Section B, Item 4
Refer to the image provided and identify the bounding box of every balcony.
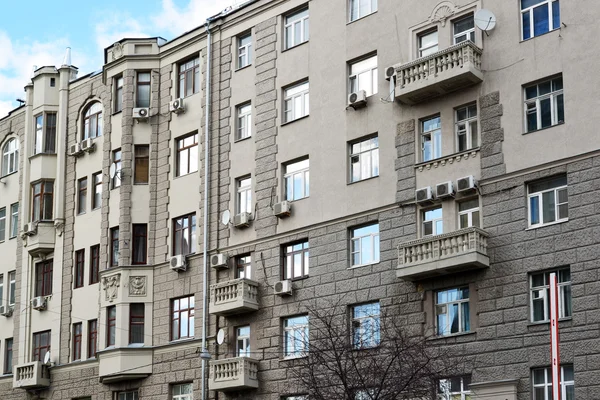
[396,227,489,281]
[209,357,259,392]
[13,361,50,389]
[209,279,259,316]
[394,41,483,105]
[24,221,56,256]
[97,347,153,383]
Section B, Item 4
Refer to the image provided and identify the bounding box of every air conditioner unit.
[32,296,47,311]
[436,181,455,199]
[170,98,185,114]
[68,142,82,156]
[415,187,434,204]
[0,305,13,317]
[133,107,150,121]
[274,201,291,218]
[457,176,477,193]
[274,280,293,296]
[80,138,95,153]
[233,212,251,228]
[23,223,37,236]
[210,253,228,269]
[385,66,396,80]
[348,90,367,109]
[169,255,187,272]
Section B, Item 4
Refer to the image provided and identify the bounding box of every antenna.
[109,162,121,182]
[216,329,226,345]
[43,351,52,366]
[474,9,497,34]
[221,210,231,226]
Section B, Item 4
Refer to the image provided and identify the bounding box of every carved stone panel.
[129,276,147,296]
[102,274,121,302]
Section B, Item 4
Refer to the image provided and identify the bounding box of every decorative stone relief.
[417,150,479,172]
[429,1,459,27]
[102,273,121,302]
[112,42,124,60]
[129,276,147,296]
[54,219,65,236]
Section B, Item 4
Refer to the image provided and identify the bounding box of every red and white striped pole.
[549,272,561,400]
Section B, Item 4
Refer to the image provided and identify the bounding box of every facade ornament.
[429,1,458,27]
[54,219,65,236]
[102,273,121,302]
[129,276,147,296]
[112,42,124,60]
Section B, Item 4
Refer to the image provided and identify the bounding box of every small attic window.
[50,78,56,87]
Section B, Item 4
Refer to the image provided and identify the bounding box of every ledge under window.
[415,148,479,172]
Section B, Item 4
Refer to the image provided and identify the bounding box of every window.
[350,136,379,183]
[236,325,250,357]
[284,158,309,201]
[236,176,252,214]
[9,203,18,238]
[438,375,471,400]
[134,145,149,184]
[283,81,309,123]
[285,8,309,49]
[50,78,55,87]
[92,172,102,209]
[88,320,97,358]
[436,287,470,336]
[8,271,16,306]
[453,15,475,44]
[528,175,568,227]
[118,391,139,400]
[32,180,54,221]
[32,331,51,362]
[171,295,195,340]
[34,112,57,154]
[530,268,571,322]
[421,116,441,162]
[283,241,309,280]
[107,306,116,347]
[532,365,574,400]
[456,104,478,152]
[418,29,438,57]
[172,383,193,400]
[4,338,12,374]
[114,76,123,112]
[173,213,196,256]
[136,72,151,108]
[0,275,3,309]
[178,57,200,97]
[350,223,380,267]
[77,177,87,214]
[521,0,560,40]
[73,323,82,361]
[74,249,85,289]
[349,55,378,97]
[0,208,4,241]
[176,133,199,177]
[236,255,252,279]
[129,303,145,344]
[110,227,119,267]
[423,207,443,236]
[283,397,308,400]
[458,199,480,229]
[35,260,53,297]
[236,103,252,140]
[524,76,564,132]
[349,0,377,22]
[283,315,309,358]
[351,302,380,349]
[1,138,18,176]
[132,224,148,265]
[83,103,103,140]
[90,245,100,284]
[237,33,252,69]
[111,149,121,189]
[355,389,376,400]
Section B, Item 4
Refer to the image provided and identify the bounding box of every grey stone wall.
[479,91,506,180]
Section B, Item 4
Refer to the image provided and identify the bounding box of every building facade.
[0,0,599,398]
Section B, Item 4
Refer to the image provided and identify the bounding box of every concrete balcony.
[97,347,153,383]
[24,221,56,256]
[209,279,259,317]
[13,361,50,389]
[397,227,489,281]
[394,41,483,105]
[209,357,259,392]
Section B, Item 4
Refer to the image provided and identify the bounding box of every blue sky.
[0,0,239,117]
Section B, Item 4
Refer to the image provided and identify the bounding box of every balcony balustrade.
[209,279,259,316]
[209,357,259,392]
[13,361,50,389]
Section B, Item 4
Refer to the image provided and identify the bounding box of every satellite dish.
[216,328,226,345]
[109,163,117,179]
[221,210,231,226]
[43,351,52,366]
[474,9,497,32]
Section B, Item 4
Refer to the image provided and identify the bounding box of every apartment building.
[0,0,598,398]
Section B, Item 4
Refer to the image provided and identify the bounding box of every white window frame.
[521,0,560,41]
[438,376,472,400]
[8,271,15,306]
[283,241,310,280]
[9,203,18,239]
[236,102,252,140]
[421,116,442,162]
[0,275,3,309]
[458,199,480,229]
[284,158,309,201]
[236,325,251,357]
[2,138,19,176]
[118,391,139,400]
[532,365,574,400]
[236,255,251,279]
[527,176,568,228]
[0,207,5,242]
[285,8,309,49]
[418,29,438,57]
[436,287,470,336]
[237,176,252,214]
[349,55,378,97]
[348,0,378,22]
[422,207,443,237]
[237,33,252,69]
[530,268,571,323]
[350,223,380,267]
[283,81,309,123]
[283,396,308,400]
[349,136,379,183]
[455,104,478,152]
[524,76,564,133]
[172,383,193,400]
[283,315,309,359]
[453,14,475,44]
[351,302,380,349]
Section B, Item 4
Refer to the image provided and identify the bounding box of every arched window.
[83,103,103,140]
[2,138,19,176]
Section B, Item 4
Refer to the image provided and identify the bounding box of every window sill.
[235,64,252,73]
[29,152,57,160]
[281,114,309,127]
[282,40,309,53]
[169,337,196,344]
[527,318,572,328]
[346,11,378,25]
[133,182,149,186]
[112,110,123,116]
[520,27,561,43]
[174,171,199,180]
[348,175,379,185]
[348,261,379,270]
[0,170,18,179]
[415,148,480,172]
[428,331,476,341]
[77,212,86,216]
[526,219,568,230]
[281,354,308,361]
[288,275,309,282]
[523,121,565,136]
[234,135,252,144]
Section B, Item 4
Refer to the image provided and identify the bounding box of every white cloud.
[151,0,238,37]
[94,11,149,53]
